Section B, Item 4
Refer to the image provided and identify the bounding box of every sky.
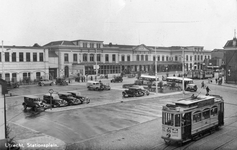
[0,0,237,50]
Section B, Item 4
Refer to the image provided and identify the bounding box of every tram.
[187,70,214,79]
[161,94,224,145]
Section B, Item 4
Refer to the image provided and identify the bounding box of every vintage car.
[111,76,123,83]
[131,85,150,96]
[7,81,20,89]
[38,79,54,86]
[87,81,111,91]
[122,87,145,98]
[22,95,46,111]
[67,91,90,104]
[43,93,68,107]
[58,92,81,105]
[186,84,198,92]
[55,78,68,86]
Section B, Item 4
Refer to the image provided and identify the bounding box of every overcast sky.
[0,0,237,50]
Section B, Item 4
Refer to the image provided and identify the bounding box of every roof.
[224,37,237,48]
[44,40,75,47]
[174,95,214,106]
[71,39,103,42]
[24,95,40,99]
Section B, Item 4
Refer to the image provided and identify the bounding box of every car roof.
[58,92,72,95]
[24,95,40,99]
[43,93,58,96]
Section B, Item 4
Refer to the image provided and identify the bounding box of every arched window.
[127,55,130,61]
[141,55,144,61]
[121,55,125,61]
[64,66,69,78]
[90,54,94,61]
[193,111,202,123]
[83,54,87,62]
[145,55,148,61]
[203,108,210,119]
[137,55,140,61]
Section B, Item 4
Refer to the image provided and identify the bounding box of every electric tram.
[161,94,224,145]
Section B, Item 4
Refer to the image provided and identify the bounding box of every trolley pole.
[155,47,158,94]
[182,47,185,96]
[95,48,98,81]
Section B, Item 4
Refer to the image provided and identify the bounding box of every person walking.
[201,81,205,88]
[215,78,218,84]
[206,86,210,96]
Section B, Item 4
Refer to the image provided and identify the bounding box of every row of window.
[64,53,211,63]
[193,106,218,123]
[0,52,44,62]
[162,106,218,127]
[0,72,41,82]
[82,43,101,48]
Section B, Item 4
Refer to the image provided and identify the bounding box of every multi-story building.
[0,39,212,81]
[223,37,237,84]
[44,40,211,78]
[0,44,49,82]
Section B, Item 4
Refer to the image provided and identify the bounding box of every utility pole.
[155,47,158,94]
[95,48,98,81]
[182,47,185,96]
[1,41,4,80]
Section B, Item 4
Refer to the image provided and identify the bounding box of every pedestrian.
[215,78,218,84]
[206,86,210,96]
[201,81,205,88]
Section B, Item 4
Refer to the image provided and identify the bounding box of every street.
[6,77,237,150]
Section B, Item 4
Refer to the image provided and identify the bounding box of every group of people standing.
[75,76,86,82]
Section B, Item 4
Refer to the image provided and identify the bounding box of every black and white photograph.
[0,0,237,150]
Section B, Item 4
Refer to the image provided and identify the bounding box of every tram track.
[151,119,237,150]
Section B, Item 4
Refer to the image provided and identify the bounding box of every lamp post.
[181,47,185,96]
[155,47,158,94]
[95,49,98,81]
[49,89,54,110]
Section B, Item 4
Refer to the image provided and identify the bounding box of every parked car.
[55,78,68,86]
[186,84,198,92]
[131,85,150,96]
[111,76,123,83]
[58,92,81,105]
[122,87,145,98]
[67,91,90,104]
[22,95,46,111]
[7,81,20,89]
[87,81,111,91]
[38,79,54,86]
[43,93,68,107]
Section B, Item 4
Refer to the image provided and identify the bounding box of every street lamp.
[49,89,54,110]
[155,47,158,94]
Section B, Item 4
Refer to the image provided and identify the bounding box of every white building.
[0,45,49,82]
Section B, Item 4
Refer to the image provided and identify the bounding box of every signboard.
[93,65,100,69]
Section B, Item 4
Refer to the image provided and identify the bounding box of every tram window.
[175,114,181,127]
[193,111,201,123]
[164,113,174,126]
[202,108,210,119]
[211,106,218,116]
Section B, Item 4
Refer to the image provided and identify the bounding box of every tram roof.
[175,95,215,106]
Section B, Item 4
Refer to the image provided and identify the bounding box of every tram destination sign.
[197,98,214,108]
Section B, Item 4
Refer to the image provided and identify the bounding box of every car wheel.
[95,87,99,91]
[23,103,27,110]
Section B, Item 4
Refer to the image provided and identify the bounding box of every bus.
[187,70,214,79]
[134,74,159,85]
[166,77,195,90]
[161,94,224,145]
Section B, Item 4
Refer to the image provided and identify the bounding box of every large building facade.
[0,39,212,81]
[44,40,212,79]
